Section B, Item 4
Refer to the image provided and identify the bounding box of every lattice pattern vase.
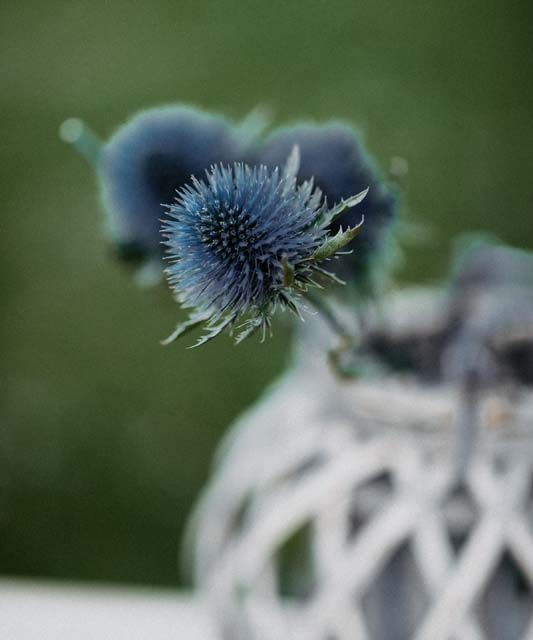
[189,289,533,640]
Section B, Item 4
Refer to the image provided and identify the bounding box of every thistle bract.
[256,123,397,288]
[162,150,366,346]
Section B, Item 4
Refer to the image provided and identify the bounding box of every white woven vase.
[189,290,533,640]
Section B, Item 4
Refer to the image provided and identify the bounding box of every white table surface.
[0,578,218,639]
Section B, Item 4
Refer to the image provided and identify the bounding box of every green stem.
[304,290,364,379]
[304,289,354,340]
[59,118,103,169]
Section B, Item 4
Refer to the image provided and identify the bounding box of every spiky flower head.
[162,148,366,347]
[256,122,397,290]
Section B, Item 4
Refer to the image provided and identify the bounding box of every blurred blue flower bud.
[100,106,247,259]
[162,148,366,346]
[61,106,253,283]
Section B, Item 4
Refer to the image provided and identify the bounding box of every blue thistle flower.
[255,122,398,291]
[162,149,366,346]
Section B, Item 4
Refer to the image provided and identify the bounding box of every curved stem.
[304,289,355,340]
[59,118,103,169]
[304,290,363,379]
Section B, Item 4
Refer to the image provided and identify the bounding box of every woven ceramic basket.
[189,289,533,640]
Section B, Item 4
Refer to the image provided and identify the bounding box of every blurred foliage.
[1,0,532,586]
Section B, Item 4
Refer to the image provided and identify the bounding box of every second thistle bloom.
[162,150,366,346]
[256,123,398,292]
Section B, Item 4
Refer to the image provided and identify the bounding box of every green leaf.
[308,217,365,262]
[160,312,210,346]
[234,317,264,344]
[281,256,295,287]
[190,314,236,348]
[282,145,301,185]
[315,187,368,228]
[236,104,273,147]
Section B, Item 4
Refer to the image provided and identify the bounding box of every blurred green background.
[1,0,532,586]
